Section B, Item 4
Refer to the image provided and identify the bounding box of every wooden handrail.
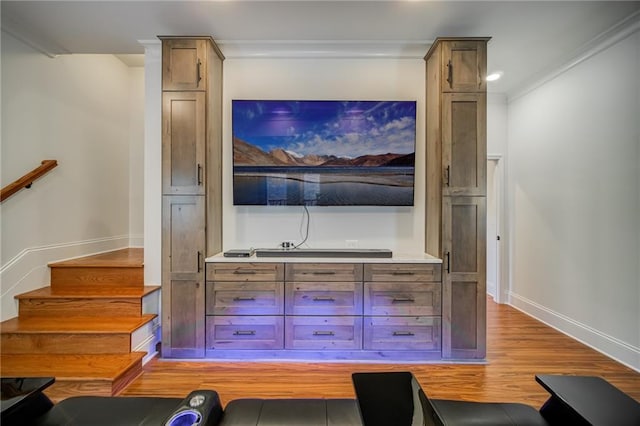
[1,160,58,202]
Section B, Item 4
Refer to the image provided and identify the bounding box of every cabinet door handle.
[197,251,202,273]
[445,252,450,274]
[392,271,414,276]
[445,165,450,187]
[446,60,453,88]
[233,270,257,275]
[393,331,415,337]
[313,296,335,302]
[392,297,415,303]
[233,296,256,302]
[313,331,335,336]
[197,163,203,185]
[196,59,202,86]
[312,271,336,275]
[233,330,256,336]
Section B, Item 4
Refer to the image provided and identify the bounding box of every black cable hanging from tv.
[293,205,310,249]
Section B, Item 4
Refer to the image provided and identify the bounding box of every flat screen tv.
[232,100,416,206]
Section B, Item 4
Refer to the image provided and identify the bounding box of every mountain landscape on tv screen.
[234,137,415,168]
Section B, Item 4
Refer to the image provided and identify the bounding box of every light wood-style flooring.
[122,297,640,409]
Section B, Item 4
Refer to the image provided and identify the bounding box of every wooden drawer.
[364,282,441,316]
[285,316,362,350]
[285,263,363,282]
[206,262,284,282]
[285,282,362,316]
[364,263,441,282]
[363,316,441,351]
[206,281,283,315]
[206,316,283,350]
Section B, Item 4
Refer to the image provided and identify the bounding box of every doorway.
[487,156,503,303]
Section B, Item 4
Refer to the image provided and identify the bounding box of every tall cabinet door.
[441,40,487,93]
[442,93,486,197]
[162,195,206,357]
[162,92,206,195]
[162,39,208,91]
[441,196,486,359]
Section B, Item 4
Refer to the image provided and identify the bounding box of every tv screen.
[232,100,416,206]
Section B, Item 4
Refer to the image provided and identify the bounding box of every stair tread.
[0,353,145,380]
[16,285,160,299]
[1,314,156,334]
[48,248,143,269]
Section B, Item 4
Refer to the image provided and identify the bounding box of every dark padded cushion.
[428,399,550,426]
[31,396,183,426]
[219,398,362,426]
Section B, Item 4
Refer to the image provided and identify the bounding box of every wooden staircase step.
[49,248,144,290]
[0,314,157,333]
[15,286,160,317]
[0,315,156,354]
[0,353,146,401]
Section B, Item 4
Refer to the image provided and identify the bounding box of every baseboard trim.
[508,291,640,373]
[0,236,131,321]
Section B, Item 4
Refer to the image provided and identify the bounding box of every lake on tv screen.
[233,166,414,206]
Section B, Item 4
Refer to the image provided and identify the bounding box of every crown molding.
[217,40,432,59]
[1,15,70,58]
[508,10,640,102]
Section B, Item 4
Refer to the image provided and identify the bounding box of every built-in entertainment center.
[160,36,488,361]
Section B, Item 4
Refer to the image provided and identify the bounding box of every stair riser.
[46,380,114,403]
[1,333,131,354]
[43,360,143,401]
[50,267,143,290]
[19,298,142,317]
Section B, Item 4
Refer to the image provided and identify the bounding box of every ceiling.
[2,1,639,96]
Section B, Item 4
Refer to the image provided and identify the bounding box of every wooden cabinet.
[442,93,486,197]
[161,37,224,358]
[284,263,363,350]
[162,92,206,195]
[205,259,441,360]
[442,197,486,358]
[162,39,208,91]
[425,37,489,360]
[363,264,442,352]
[206,262,285,351]
[167,280,205,357]
[161,196,205,357]
[440,39,487,93]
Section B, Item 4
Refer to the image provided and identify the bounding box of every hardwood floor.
[121,297,640,408]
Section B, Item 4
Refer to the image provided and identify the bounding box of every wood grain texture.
[48,248,143,268]
[122,298,640,409]
[1,332,131,354]
[17,292,145,317]
[0,353,144,402]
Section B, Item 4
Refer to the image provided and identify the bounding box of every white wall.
[0,33,143,320]
[222,58,426,254]
[128,66,145,246]
[507,31,640,370]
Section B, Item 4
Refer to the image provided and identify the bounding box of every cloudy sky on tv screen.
[232,100,416,158]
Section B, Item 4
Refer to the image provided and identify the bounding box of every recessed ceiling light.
[486,71,504,82]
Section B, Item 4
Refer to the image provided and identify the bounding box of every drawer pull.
[392,297,415,303]
[313,331,335,336]
[233,296,256,302]
[311,271,336,275]
[233,270,257,275]
[233,330,256,336]
[392,271,414,276]
[392,331,415,337]
[313,296,335,302]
